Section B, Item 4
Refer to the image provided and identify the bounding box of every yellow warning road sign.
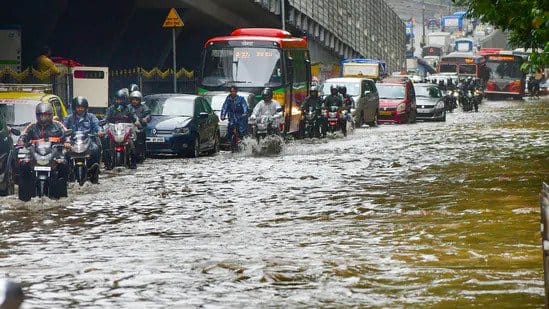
[162,8,184,28]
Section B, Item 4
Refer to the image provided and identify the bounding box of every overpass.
[2,0,406,82]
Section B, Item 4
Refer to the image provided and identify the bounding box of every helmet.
[129,91,143,104]
[310,85,319,97]
[36,102,54,125]
[339,85,347,95]
[114,88,128,105]
[71,96,89,114]
[262,87,273,101]
[330,85,338,95]
[129,83,139,92]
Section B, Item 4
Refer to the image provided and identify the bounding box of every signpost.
[162,8,184,92]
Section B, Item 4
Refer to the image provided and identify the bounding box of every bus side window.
[286,53,294,83]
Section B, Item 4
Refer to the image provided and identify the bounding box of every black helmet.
[262,87,273,101]
[339,85,347,95]
[114,88,128,105]
[129,90,143,104]
[36,102,54,125]
[71,96,89,113]
[330,85,338,95]
[310,85,319,96]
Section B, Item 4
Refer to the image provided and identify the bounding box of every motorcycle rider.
[18,102,70,148]
[339,85,354,132]
[251,87,283,133]
[17,102,71,197]
[301,85,327,137]
[220,86,249,147]
[129,90,150,163]
[63,96,103,180]
[104,89,141,169]
[324,85,345,135]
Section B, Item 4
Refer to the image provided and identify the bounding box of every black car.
[144,94,220,157]
[0,104,15,196]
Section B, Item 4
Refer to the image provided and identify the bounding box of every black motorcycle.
[16,137,69,201]
[444,89,458,112]
[303,105,324,138]
[67,131,99,186]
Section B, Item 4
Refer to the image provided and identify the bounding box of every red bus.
[483,52,525,99]
[438,52,489,82]
[198,28,311,134]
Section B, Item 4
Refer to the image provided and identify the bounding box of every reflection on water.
[0,99,547,307]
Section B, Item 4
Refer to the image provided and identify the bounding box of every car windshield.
[415,86,441,98]
[0,102,37,126]
[201,46,282,88]
[377,85,405,99]
[321,82,361,96]
[145,97,195,116]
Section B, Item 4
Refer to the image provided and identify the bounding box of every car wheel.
[0,166,15,196]
[188,136,200,158]
[368,110,378,127]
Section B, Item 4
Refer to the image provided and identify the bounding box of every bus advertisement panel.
[198,28,310,134]
[484,54,525,99]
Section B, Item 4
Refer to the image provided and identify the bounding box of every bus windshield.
[439,64,457,73]
[201,46,282,88]
[486,60,522,80]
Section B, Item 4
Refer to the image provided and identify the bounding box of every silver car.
[202,91,256,148]
[414,83,446,122]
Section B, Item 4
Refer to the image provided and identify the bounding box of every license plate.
[147,137,165,143]
[417,108,430,113]
[34,166,51,172]
[379,110,392,116]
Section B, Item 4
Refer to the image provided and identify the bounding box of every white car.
[201,91,256,148]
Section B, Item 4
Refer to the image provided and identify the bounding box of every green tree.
[454,0,548,71]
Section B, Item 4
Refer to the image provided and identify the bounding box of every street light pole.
[421,0,426,48]
[281,0,285,30]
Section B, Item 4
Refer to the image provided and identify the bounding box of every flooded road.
[1,98,548,307]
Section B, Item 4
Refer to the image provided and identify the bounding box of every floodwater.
[1,98,548,308]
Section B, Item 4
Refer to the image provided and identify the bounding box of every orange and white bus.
[198,28,311,134]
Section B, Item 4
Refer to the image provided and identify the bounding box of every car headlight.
[453,91,459,97]
[173,127,190,135]
[435,101,445,109]
[396,103,406,112]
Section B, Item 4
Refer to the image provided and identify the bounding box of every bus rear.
[484,53,525,99]
[198,28,310,134]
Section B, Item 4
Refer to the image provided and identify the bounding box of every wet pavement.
[1,98,548,307]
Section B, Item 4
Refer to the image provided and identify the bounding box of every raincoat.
[221,94,249,140]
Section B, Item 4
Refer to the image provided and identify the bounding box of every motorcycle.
[16,137,69,201]
[249,114,282,155]
[67,131,99,186]
[459,88,474,112]
[303,105,323,138]
[104,123,137,169]
[326,105,341,134]
[444,90,458,112]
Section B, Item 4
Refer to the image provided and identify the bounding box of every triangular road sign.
[163,8,184,28]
